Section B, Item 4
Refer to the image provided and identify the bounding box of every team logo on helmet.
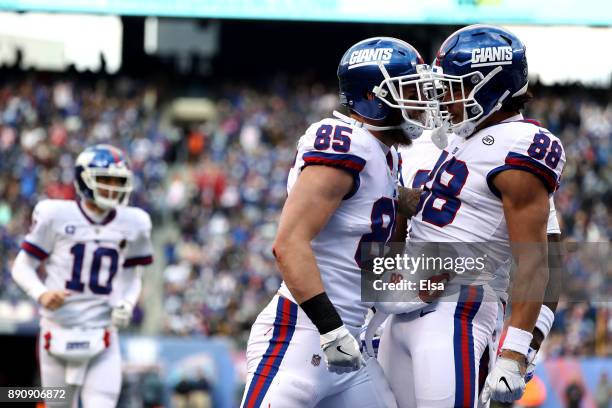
[346,48,394,69]
[471,46,513,67]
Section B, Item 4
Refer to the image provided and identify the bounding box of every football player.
[376,25,566,407]
[240,37,440,408]
[396,131,564,403]
[11,145,153,408]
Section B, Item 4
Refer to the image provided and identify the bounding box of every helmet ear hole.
[363,90,377,101]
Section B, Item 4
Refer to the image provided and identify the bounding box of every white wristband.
[534,305,554,339]
[502,326,533,356]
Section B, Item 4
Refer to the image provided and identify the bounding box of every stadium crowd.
[0,71,609,355]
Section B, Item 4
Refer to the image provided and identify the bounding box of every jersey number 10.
[66,243,119,294]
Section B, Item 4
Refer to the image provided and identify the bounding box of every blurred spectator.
[565,378,585,408]
[0,71,609,355]
[596,372,611,408]
[515,375,547,408]
[140,368,165,408]
[172,370,212,408]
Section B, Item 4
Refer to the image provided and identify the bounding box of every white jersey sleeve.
[290,119,370,199]
[21,200,56,261]
[122,209,154,268]
[487,127,565,197]
[12,251,48,301]
[547,197,561,235]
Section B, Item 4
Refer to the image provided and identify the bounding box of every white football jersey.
[399,131,457,190]
[408,115,565,293]
[21,199,153,328]
[278,117,399,328]
[400,131,560,233]
[399,131,457,237]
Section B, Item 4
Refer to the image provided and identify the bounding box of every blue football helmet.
[75,144,133,209]
[337,37,440,139]
[433,25,528,137]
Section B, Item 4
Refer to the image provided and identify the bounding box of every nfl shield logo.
[311,354,321,367]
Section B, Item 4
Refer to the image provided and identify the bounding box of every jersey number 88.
[527,131,562,169]
[419,153,469,228]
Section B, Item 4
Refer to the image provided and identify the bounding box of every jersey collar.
[76,199,117,225]
[374,136,391,155]
[468,113,525,140]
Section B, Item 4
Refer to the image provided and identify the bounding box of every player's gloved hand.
[524,346,538,383]
[111,300,134,329]
[39,290,71,310]
[320,325,364,374]
[480,353,527,404]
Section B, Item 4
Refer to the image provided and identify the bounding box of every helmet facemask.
[432,65,511,138]
[372,62,441,140]
[80,167,133,210]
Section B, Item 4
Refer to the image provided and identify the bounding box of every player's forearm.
[273,237,326,304]
[397,186,422,218]
[274,238,345,334]
[497,170,551,355]
[531,233,562,350]
[390,214,407,255]
[544,234,562,313]
[11,251,48,302]
[508,246,548,332]
[117,267,143,307]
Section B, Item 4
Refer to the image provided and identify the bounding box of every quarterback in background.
[11,145,153,408]
[377,25,565,407]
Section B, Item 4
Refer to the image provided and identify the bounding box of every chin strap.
[452,121,477,139]
[431,119,451,149]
